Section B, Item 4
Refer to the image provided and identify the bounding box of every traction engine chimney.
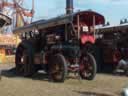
[66,0,73,14]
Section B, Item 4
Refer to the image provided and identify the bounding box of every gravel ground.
[0,64,127,96]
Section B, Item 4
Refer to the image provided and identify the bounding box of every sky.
[24,0,128,25]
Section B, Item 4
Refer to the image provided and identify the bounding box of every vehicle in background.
[95,24,128,73]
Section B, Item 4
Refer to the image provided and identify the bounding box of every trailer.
[13,0,105,82]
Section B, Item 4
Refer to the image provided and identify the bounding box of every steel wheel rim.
[80,55,94,78]
[51,63,64,80]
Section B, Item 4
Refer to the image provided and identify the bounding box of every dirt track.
[0,64,127,96]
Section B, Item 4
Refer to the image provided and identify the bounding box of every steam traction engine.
[95,24,128,72]
[13,0,105,82]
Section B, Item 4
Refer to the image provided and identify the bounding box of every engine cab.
[73,10,105,44]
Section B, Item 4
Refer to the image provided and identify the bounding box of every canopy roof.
[13,10,105,34]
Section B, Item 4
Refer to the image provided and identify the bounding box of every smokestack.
[66,0,73,14]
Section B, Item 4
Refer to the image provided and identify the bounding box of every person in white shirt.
[115,48,128,75]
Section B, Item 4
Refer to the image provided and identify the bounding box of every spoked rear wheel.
[49,54,67,82]
[15,44,26,76]
[79,52,97,80]
[15,42,35,76]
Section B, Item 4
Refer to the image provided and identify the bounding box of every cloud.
[89,0,128,5]
[75,0,128,5]
[32,0,128,22]
[111,0,128,5]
